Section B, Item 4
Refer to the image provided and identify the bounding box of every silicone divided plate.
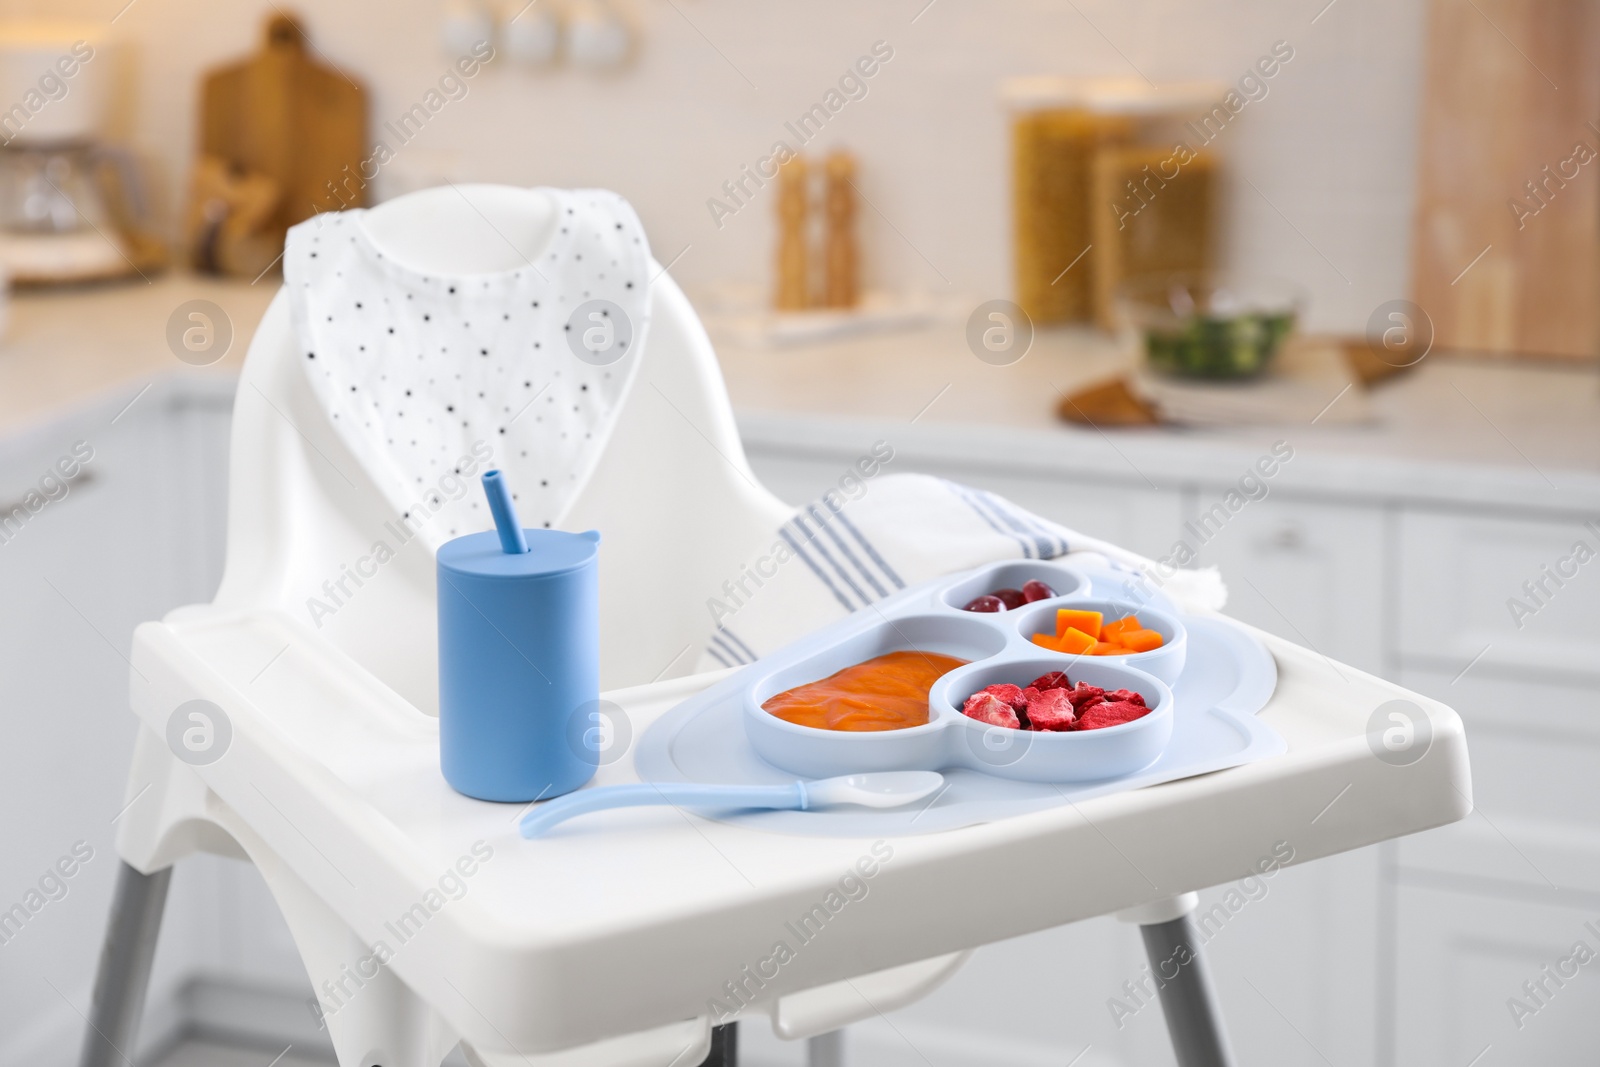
[743,561,1184,783]
[633,560,1286,836]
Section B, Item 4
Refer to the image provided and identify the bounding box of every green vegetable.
[1143,310,1294,380]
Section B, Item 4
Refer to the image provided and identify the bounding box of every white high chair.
[81,186,1473,1067]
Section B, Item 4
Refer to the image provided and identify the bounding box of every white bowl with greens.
[1121,275,1304,380]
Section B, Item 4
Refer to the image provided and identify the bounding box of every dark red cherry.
[1021,579,1057,603]
[992,587,1027,610]
[963,594,1006,612]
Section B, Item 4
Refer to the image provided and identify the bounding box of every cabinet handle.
[0,470,97,518]
[1269,525,1304,551]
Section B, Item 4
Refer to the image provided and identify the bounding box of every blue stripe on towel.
[976,490,1052,558]
[791,511,871,606]
[709,630,750,666]
[779,526,857,611]
[945,481,1033,557]
[1012,501,1072,558]
[806,502,889,600]
[720,626,759,662]
[822,495,905,590]
[705,643,733,668]
[984,490,1064,558]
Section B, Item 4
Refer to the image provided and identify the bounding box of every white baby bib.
[285,187,652,546]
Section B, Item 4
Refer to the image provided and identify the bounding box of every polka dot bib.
[285,188,652,546]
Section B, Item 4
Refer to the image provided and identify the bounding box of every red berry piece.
[1028,671,1072,691]
[962,691,1021,729]
[1066,682,1106,709]
[1025,687,1077,731]
[1021,579,1057,603]
[992,587,1028,610]
[963,594,1006,613]
[1106,688,1147,708]
[1077,700,1151,730]
[983,683,1029,711]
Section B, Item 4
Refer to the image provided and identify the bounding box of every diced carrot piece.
[1055,608,1103,641]
[1030,632,1063,651]
[1119,628,1165,653]
[1091,641,1125,655]
[1054,627,1097,655]
[1101,615,1142,640]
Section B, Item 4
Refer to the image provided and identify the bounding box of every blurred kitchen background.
[2,1,1597,1066]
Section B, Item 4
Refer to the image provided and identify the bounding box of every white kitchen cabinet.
[0,379,258,1067]
[1192,495,1387,675]
[0,383,228,1064]
[1397,508,1600,679]
[1394,883,1600,1066]
[1395,665,1600,895]
[1389,509,1600,1066]
[1204,846,1383,1067]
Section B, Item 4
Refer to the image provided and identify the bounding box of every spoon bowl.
[804,771,945,809]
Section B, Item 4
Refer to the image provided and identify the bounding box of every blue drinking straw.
[481,470,529,554]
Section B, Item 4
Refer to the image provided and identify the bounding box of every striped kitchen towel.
[700,473,1225,670]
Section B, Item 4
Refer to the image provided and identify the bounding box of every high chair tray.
[126,602,1469,1056]
[636,562,1285,834]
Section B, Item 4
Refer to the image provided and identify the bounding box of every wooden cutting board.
[190,13,366,273]
[1411,0,1600,359]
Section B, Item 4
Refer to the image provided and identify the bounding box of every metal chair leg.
[698,1022,737,1066]
[1140,913,1238,1067]
[806,1029,844,1067]
[77,862,172,1067]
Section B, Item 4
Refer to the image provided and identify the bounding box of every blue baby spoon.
[519,771,945,837]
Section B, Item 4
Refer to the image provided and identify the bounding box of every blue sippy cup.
[437,470,600,802]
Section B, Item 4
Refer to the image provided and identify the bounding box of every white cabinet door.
[0,389,199,1058]
[1397,509,1600,679]
[1395,666,1600,896]
[1203,847,1383,1067]
[0,382,247,1064]
[1395,883,1600,1066]
[1193,496,1387,674]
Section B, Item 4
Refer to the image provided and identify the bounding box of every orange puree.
[762,650,967,731]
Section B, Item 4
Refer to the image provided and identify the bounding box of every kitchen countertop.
[712,315,1600,514]
[2,274,1597,513]
[0,274,277,436]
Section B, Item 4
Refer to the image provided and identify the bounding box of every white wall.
[13,0,1426,331]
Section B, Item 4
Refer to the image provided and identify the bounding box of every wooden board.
[1412,0,1600,359]
[189,13,367,274]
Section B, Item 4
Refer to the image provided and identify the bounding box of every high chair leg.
[1138,910,1237,1067]
[806,1029,844,1067]
[77,862,172,1067]
[698,1022,736,1066]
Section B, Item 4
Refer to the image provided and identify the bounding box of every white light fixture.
[565,0,632,70]
[500,0,562,67]
[440,0,495,57]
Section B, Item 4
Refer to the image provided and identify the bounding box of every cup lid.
[438,528,600,579]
